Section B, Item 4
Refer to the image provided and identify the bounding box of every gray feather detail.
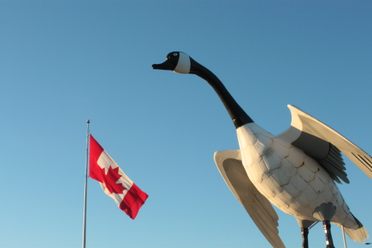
[317,145,349,184]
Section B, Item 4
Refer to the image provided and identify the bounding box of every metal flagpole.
[82,120,90,248]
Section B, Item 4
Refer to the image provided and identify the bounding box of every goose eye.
[172,52,178,57]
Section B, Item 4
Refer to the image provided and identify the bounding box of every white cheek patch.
[175,52,191,74]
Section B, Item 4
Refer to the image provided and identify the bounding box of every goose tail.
[343,215,368,243]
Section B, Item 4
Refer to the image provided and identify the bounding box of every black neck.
[190,59,253,128]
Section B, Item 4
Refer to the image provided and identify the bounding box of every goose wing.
[278,104,372,183]
[214,150,285,248]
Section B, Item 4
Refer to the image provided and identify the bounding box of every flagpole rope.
[82,120,90,248]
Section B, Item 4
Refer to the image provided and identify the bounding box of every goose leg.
[313,202,336,248]
[301,227,309,248]
[298,219,315,248]
[323,220,335,248]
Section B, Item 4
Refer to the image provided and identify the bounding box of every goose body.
[153,51,371,247]
[236,122,356,227]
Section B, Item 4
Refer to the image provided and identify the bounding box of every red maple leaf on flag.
[98,166,125,194]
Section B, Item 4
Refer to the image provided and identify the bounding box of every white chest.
[236,123,275,173]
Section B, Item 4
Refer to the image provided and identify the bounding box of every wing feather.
[214,150,285,248]
[278,105,372,181]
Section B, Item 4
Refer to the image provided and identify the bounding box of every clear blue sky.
[1,1,371,247]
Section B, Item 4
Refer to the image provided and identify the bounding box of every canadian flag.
[89,135,148,219]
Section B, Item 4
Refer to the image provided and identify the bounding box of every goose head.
[152,51,192,74]
[153,51,254,128]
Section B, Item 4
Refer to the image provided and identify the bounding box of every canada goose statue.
[152,51,371,248]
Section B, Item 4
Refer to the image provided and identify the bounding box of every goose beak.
[152,62,167,70]
[152,58,176,71]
